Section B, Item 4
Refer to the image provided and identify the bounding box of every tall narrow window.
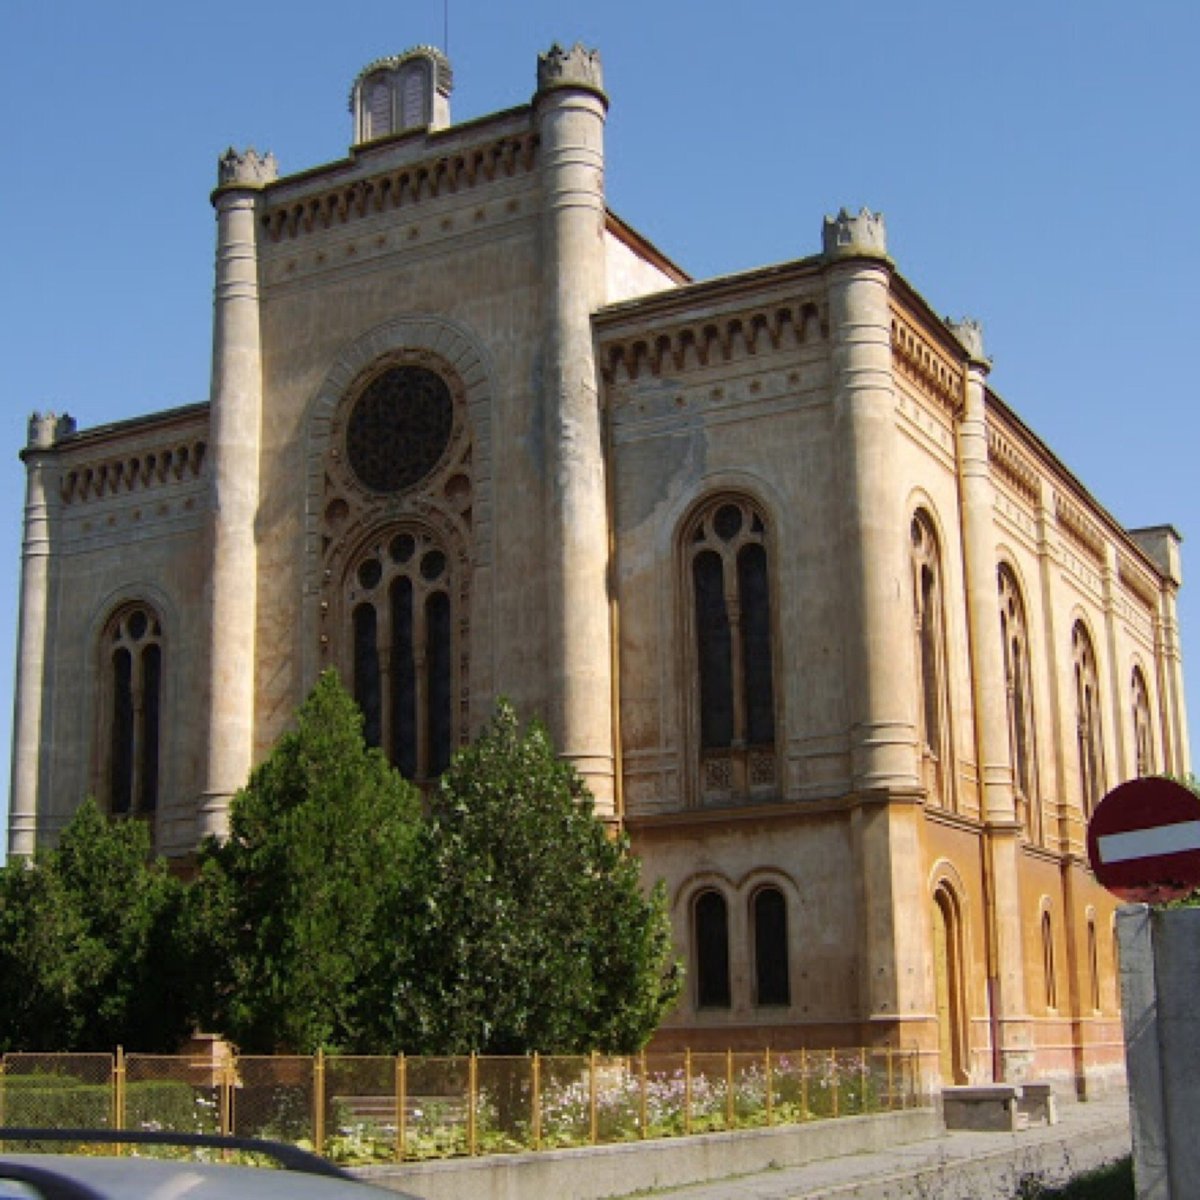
[1041,910,1058,1010]
[695,890,731,1008]
[911,513,950,803]
[348,529,456,782]
[102,605,163,819]
[1087,918,1101,1011]
[998,567,1039,840]
[687,497,776,803]
[1131,667,1155,777]
[1072,622,1106,816]
[753,887,790,1006]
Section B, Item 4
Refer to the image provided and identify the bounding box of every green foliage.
[386,700,681,1055]
[193,670,421,1054]
[0,800,189,1052]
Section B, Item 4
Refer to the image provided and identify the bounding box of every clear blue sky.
[2,1,1197,854]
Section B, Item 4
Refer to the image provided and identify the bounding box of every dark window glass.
[110,648,133,815]
[739,543,775,746]
[390,579,416,778]
[353,603,381,749]
[427,591,452,775]
[695,890,731,1008]
[694,551,733,749]
[754,888,790,1006]
[141,644,161,813]
[920,565,941,750]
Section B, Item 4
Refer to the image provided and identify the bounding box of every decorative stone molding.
[216,147,278,189]
[822,207,888,259]
[601,300,825,382]
[1119,554,1159,611]
[26,411,76,450]
[262,132,538,242]
[60,440,207,504]
[1054,490,1106,565]
[946,317,989,367]
[891,310,964,415]
[986,424,1040,505]
[536,43,605,97]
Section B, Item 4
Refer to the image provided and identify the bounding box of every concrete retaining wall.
[357,1108,939,1200]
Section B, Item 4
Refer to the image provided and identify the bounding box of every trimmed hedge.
[0,1075,214,1134]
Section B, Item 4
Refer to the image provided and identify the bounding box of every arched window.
[347,529,455,782]
[694,890,732,1009]
[1087,917,1101,1011]
[687,497,776,802]
[998,566,1039,840]
[911,512,950,802]
[101,604,163,819]
[1131,667,1155,777]
[1072,622,1106,816]
[1041,910,1058,1010]
[753,887,790,1006]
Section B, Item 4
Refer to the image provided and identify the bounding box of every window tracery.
[685,496,777,804]
[1131,666,1154,777]
[911,512,950,804]
[1072,621,1105,816]
[998,566,1039,840]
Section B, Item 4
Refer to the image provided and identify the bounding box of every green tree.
[0,799,188,1052]
[390,700,681,1054]
[194,670,421,1053]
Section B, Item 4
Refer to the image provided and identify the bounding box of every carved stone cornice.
[1054,489,1106,565]
[986,423,1040,505]
[600,299,825,383]
[1119,554,1159,611]
[262,131,539,242]
[891,308,964,415]
[60,439,207,504]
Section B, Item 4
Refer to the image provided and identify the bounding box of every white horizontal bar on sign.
[1097,821,1200,865]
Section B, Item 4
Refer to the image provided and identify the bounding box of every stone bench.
[942,1083,1059,1132]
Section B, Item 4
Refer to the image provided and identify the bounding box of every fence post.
[683,1049,692,1136]
[395,1054,406,1163]
[639,1051,648,1139]
[860,1047,868,1113]
[725,1049,734,1130]
[113,1047,126,1152]
[588,1051,598,1146]
[886,1046,894,1110]
[313,1050,325,1159]
[0,1056,6,1153]
[830,1050,839,1118]
[531,1053,542,1152]
[468,1053,478,1156]
[764,1048,773,1126]
[800,1046,808,1120]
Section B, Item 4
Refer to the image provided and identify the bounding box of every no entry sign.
[1087,777,1200,903]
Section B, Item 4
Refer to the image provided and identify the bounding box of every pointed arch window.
[998,566,1039,840]
[753,887,790,1007]
[347,529,456,782]
[694,890,732,1009]
[911,512,950,802]
[101,605,163,819]
[687,497,777,803]
[1131,667,1155,777]
[1072,622,1106,816]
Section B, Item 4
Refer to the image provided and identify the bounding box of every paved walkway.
[638,1091,1131,1199]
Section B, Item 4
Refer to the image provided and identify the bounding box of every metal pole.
[313,1050,325,1159]
[638,1051,648,1139]
[532,1054,542,1151]
[468,1053,478,1156]
[831,1050,839,1118]
[683,1049,692,1136]
[114,1047,126,1153]
[801,1046,808,1120]
[396,1055,406,1163]
[764,1048,773,1126]
[860,1047,869,1113]
[589,1051,598,1146]
[725,1049,734,1130]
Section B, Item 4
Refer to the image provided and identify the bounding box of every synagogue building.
[9,44,1189,1091]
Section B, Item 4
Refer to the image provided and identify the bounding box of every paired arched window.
[911,512,950,801]
[101,604,162,819]
[1131,667,1155,777]
[347,528,455,782]
[1072,622,1106,816]
[752,887,790,1007]
[687,497,776,802]
[694,890,731,1008]
[998,566,1039,839]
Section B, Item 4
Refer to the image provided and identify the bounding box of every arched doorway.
[933,885,968,1084]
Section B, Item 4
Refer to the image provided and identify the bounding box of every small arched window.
[687,497,776,803]
[694,890,731,1009]
[101,604,163,819]
[1131,667,1155,777]
[1041,910,1058,1010]
[911,512,950,802]
[998,566,1039,839]
[1087,917,1101,1011]
[1072,622,1106,816]
[753,887,790,1007]
[348,528,455,781]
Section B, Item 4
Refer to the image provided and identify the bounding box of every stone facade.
[9,45,1190,1093]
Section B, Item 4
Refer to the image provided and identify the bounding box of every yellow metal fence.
[0,1047,925,1165]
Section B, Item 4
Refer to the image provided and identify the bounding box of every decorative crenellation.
[217,147,278,189]
[60,440,207,504]
[1119,554,1160,611]
[536,43,605,96]
[1053,489,1106,565]
[986,424,1040,505]
[26,411,76,450]
[601,300,825,383]
[261,132,538,242]
[822,207,888,258]
[891,310,964,415]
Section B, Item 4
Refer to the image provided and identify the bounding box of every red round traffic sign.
[1087,777,1200,903]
